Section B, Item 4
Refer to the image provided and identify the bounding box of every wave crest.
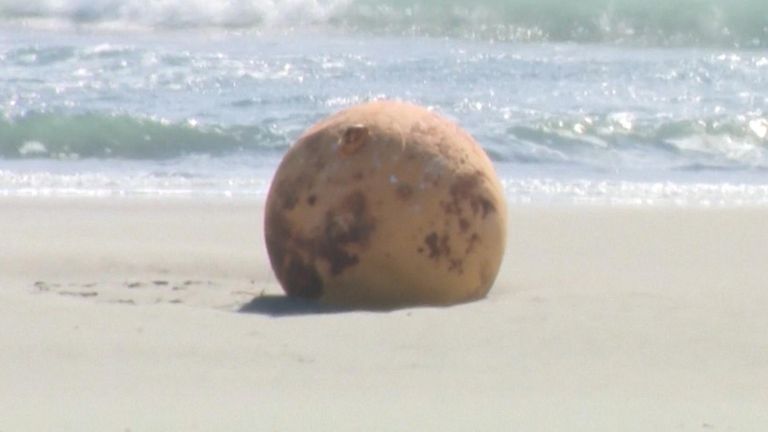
[495,115,768,171]
[0,113,288,159]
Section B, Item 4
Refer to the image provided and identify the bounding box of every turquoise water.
[1,0,767,204]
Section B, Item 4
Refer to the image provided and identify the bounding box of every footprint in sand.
[30,279,264,311]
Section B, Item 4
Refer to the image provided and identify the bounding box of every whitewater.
[1,0,767,204]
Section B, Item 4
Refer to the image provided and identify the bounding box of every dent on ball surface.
[264,100,507,309]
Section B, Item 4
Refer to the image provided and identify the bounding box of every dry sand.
[2,197,768,431]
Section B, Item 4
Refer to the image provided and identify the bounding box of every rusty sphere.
[264,100,506,308]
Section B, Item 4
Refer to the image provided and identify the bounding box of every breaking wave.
[2,111,766,176]
[0,0,766,46]
[0,112,288,159]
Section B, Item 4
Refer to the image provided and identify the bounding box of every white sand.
[2,197,768,431]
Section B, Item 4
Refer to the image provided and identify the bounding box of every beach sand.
[2,197,768,430]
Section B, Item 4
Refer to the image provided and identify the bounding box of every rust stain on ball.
[318,190,376,275]
[338,125,369,157]
[395,183,414,201]
[446,171,497,219]
[264,100,507,309]
[282,256,324,299]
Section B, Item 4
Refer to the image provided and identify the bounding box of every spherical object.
[264,100,507,309]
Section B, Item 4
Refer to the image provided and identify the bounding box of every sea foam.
[1,0,766,46]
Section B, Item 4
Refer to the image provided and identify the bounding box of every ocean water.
[1,0,767,204]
